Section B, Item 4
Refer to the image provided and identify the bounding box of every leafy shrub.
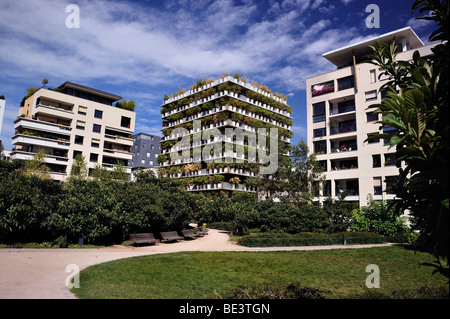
[351,196,411,238]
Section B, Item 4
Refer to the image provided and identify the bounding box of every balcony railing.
[330,123,357,135]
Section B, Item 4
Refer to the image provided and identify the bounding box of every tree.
[41,77,48,88]
[287,139,324,206]
[22,149,51,179]
[70,154,88,179]
[365,0,449,278]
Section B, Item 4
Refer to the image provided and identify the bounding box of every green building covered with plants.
[157,74,293,197]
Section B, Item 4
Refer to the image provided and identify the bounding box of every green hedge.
[237,232,390,247]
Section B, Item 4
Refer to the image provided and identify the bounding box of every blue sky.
[0,0,438,149]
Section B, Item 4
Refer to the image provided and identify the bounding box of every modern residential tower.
[12,81,136,180]
[306,27,438,207]
[158,74,293,195]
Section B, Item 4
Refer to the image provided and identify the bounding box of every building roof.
[323,27,424,67]
[56,81,122,102]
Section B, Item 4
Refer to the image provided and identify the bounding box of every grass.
[72,246,449,299]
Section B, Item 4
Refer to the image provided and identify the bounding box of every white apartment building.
[12,81,135,180]
[306,27,437,207]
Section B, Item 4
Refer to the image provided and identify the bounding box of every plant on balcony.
[184,163,201,174]
[115,99,135,111]
[230,177,241,185]
[157,154,168,164]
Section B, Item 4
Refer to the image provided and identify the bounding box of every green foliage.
[366,0,449,277]
[115,99,136,111]
[350,196,410,237]
[0,160,193,245]
[22,149,51,179]
[70,154,88,179]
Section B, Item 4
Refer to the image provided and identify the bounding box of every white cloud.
[0,0,380,144]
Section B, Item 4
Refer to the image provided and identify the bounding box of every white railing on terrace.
[162,89,291,119]
[163,102,291,131]
[164,76,287,106]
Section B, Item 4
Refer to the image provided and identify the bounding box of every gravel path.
[0,229,395,299]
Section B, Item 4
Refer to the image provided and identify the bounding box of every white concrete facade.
[306,27,437,207]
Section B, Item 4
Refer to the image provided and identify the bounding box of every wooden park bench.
[181,229,198,239]
[160,231,183,242]
[194,227,207,237]
[129,233,158,245]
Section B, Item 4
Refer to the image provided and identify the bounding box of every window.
[312,102,326,123]
[313,128,326,138]
[384,153,397,166]
[319,160,327,172]
[149,160,153,166]
[74,135,84,145]
[373,177,382,195]
[365,90,377,101]
[91,138,100,148]
[370,70,376,84]
[93,124,101,133]
[151,145,154,150]
[337,75,354,91]
[94,109,103,119]
[76,120,85,130]
[337,100,355,114]
[147,152,150,158]
[366,112,378,122]
[385,175,399,194]
[313,140,327,154]
[378,68,389,81]
[383,125,398,145]
[90,153,98,163]
[73,150,82,159]
[121,116,131,128]
[78,106,87,115]
[372,154,381,167]
[141,159,145,164]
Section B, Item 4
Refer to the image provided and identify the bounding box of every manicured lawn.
[73,246,448,299]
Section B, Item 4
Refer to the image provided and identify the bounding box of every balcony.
[11,149,69,166]
[103,142,132,159]
[331,158,358,171]
[12,134,70,151]
[187,182,257,192]
[35,100,74,119]
[335,179,359,201]
[14,117,72,136]
[330,119,356,135]
[104,128,133,146]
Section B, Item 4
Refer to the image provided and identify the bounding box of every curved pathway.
[0,229,395,299]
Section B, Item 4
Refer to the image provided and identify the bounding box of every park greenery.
[0,147,413,247]
[366,0,449,278]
